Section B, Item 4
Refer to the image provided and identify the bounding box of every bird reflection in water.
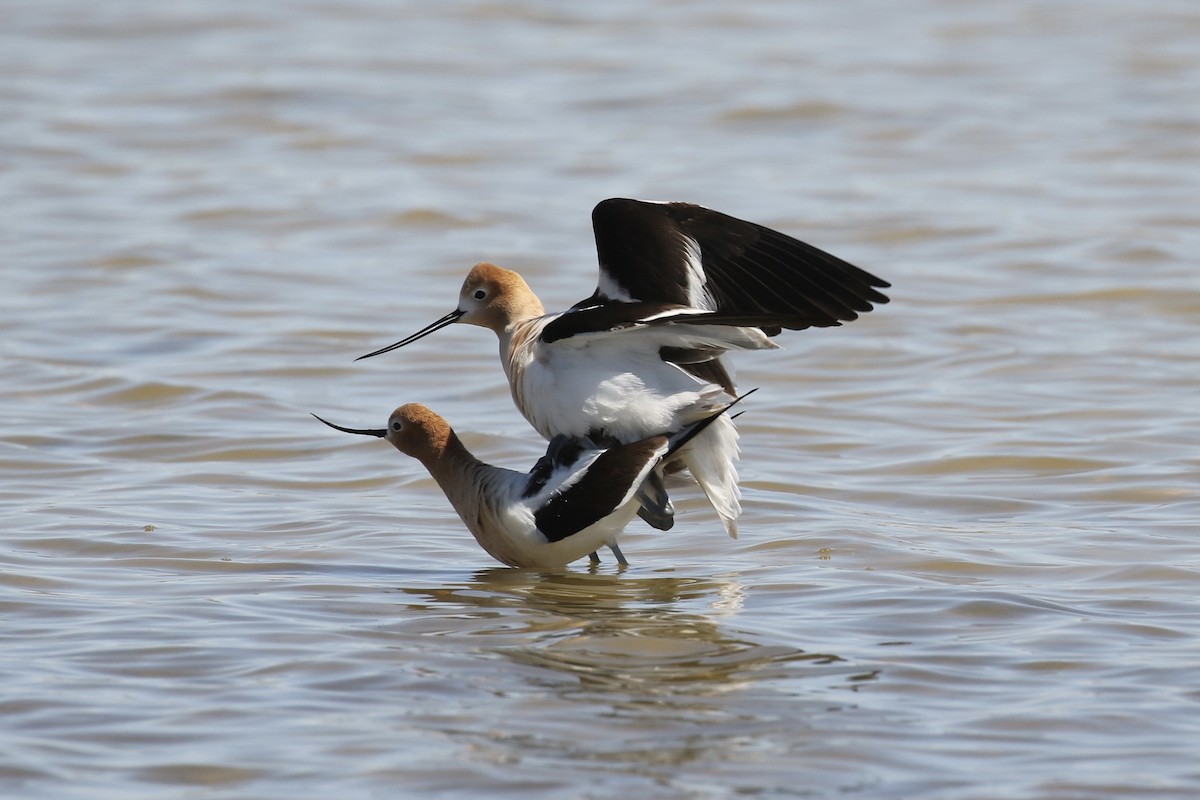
[398,569,870,698]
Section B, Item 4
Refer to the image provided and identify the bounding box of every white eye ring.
[473,289,486,300]
[391,421,402,432]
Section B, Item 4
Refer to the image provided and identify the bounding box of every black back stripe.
[541,302,698,343]
[532,389,757,543]
[534,439,666,542]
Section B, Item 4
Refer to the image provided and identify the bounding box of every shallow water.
[3,1,1199,798]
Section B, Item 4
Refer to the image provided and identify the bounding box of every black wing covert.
[534,439,665,542]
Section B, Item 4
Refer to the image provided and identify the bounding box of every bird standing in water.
[313,391,753,569]
[357,199,889,536]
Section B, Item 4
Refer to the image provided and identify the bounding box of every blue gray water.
[2,1,1199,798]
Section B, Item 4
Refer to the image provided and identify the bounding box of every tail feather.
[676,413,742,538]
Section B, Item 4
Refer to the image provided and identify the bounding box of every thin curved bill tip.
[729,386,758,409]
[311,413,386,438]
[355,309,465,361]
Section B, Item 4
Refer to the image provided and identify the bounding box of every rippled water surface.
[3,1,1199,798]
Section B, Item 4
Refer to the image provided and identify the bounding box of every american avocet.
[313,390,754,569]
[357,199,889,537]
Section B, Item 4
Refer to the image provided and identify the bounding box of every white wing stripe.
[679,233,715,311]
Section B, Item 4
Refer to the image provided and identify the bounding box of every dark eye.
[473,289,486,300]
[391,421,402,432]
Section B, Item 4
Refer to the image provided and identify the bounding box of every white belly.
[499,313,775,443]
[511,336,714,442]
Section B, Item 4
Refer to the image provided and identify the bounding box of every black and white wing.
[583,198,890,334]
[532,439,668,543]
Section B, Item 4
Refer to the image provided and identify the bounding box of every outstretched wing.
[584,198,890,333]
